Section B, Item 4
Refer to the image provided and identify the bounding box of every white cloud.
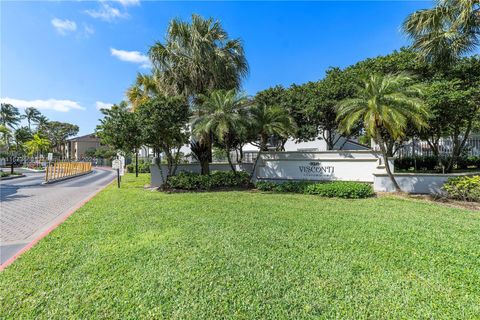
[110,48,151,68]
[85,3,126,21]
[83,24,95,37]
[114,0,140,6]
[0,98,85,112]
[96,101,113,110]
[51,18,77,35]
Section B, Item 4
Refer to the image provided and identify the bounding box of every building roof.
[67,133,99,142]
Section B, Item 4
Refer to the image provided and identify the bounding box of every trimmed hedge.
[256,181,374,199]
[442,175,480,202]
[166,171,252,191]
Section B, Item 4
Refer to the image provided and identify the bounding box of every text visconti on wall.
[254,151,392,183]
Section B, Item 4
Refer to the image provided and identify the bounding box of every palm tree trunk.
[376,132,401,192]
[226,148,236,174]
[250,150,261,180]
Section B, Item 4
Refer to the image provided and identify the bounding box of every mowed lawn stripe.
[1,174,479,319]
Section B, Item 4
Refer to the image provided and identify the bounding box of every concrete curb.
[0,174,26,181]
[0,173,115,271]
[42,170,93,184]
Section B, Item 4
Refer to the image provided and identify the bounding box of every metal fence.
[391,137,480,158]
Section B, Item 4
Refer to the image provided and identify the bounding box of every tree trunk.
[327,130,334,150]
[376,132,401,192]
[239,146,244,163]
[135,148,139,177]
[172,146,181,176]
[226,148,236,174]
[260,133,269,152]
[250,149,262,180]
[154,156,165,185]
[201,160,210,175]
[446,119,474,173]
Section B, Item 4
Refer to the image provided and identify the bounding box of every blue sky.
[1,1,431,136]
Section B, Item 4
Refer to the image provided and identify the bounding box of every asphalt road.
[0,168,115,265]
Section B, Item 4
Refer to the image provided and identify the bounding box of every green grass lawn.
[1,174,479,319]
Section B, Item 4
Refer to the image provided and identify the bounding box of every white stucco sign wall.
[255,151,391,183]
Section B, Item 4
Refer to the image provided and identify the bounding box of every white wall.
[373,173,477,194]
[254,150,391,183]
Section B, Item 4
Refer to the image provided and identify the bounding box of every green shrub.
[442,175,480,202]
[166,171,252,191]
[304,181,374,198]
[255,181,312,193]
[126,162,150,173]
[456,156,480,169]
[275,181,312,193]
[255,181,277,191]
[255,180,374,198]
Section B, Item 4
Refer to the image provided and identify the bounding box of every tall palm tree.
[24,107,41,131]
[0,103,22,129]
[336,73,428,192]
[149,15,249,174]
[35,115,49,133]
[0,124,12,151]
[0,103,22,151]
[192,89,248,173]
[149,14,248,98]
[249,103,296,178]
[126,73,162,110]
[250,104,296,152]
[403,0,480,67]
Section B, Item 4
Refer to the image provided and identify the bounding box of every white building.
[138,131,370,162]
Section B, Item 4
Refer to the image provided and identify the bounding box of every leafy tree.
[300,68,359,149]
[39,121,79,158]
[24,107,42,131]
[13,126,33,155]
[84,147,97,158]
[192,89,248,173]
[336,74,428,192]
[96,102,143,176]
[403,0,480,67]
[347,47,432,78]
[421,79,480,172]
[94,146,118,160]
[136,95,190,180]
[24,134,51,157]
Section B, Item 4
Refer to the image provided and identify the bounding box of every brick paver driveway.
[0,168,115,264]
